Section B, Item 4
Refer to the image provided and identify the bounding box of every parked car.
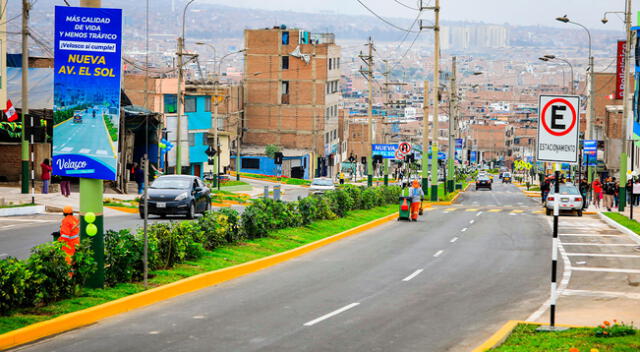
[475,175,492,190]
[502,172,512,183]
[545,183,583,217]
[139,175,211,219]
[310,177,335,194]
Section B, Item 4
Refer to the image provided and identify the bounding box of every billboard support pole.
[79,0,104,288]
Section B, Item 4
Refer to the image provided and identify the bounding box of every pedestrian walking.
[59,176,71,197]
[40,159,52,194]
[626,179,633,206]
[409,180,425,222]
[541,177,551,204]
[579,179,589,210]
[592,178,602,208]
[633,179,640,206]
[339,172,345,185]
[134,163,145,195]
[603,177,616,211]
[613,177,619,208]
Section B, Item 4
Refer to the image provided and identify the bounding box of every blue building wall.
[231,155,311,179]
[185,95,211,178]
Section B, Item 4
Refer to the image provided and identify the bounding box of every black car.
[476,175,492,190]
[139,175,211,219]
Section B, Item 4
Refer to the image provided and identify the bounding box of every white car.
[310,177,335,194]
[545,183,584,217]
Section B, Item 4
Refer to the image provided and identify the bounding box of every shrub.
[361,188,378,209]
[286,201,303,227]
[217,208,242,242]
[171,221,205,261]
[594,320,636,337]
[298,196,318,225]
[104,229,144,285]
[343,185,364,210]
[70,241,97,292]
[24,242,74,306]
[198,211,231,249]
[149,222,194,268]
[241,199,272,239]
[315,195,336,220]
[0,257,28,315]
[329,189,353,217]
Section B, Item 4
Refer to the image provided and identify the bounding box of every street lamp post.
[601,3,633,210]
[556,15,594,192]
[539,56,574,94]
[175,0,196,175]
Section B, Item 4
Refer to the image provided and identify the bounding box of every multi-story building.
[242,25,341,178]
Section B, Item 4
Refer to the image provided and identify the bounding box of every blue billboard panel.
[372,144,398,159]
[583,140,597,155]
[455,138,463,162]
[52,6,123,181]
[470,151,477,164]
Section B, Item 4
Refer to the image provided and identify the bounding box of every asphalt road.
[11,182,555,352]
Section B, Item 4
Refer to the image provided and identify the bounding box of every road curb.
[471,320,586,351]
[597,212,640,245]
[0,211,398,351]
[105,206,138,213]
[0,205,45,217]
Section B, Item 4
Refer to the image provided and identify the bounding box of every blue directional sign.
[372,144,398,159]
[583,140,597,155]
[52,6,123,181]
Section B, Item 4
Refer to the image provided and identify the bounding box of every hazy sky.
[201,0,637,30]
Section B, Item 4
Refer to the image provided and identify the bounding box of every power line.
[393,0,419,10]
[354,0,420,33]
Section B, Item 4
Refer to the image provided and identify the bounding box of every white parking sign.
[536,95,580,163]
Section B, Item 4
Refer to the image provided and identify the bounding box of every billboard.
[616,40,626,100]
[52,6,123,181]
[455,138,463,162]
[372,144,399,159]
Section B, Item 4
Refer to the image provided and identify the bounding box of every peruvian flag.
[4,99,17,122]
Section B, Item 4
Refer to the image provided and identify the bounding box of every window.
[204,96,211,112]
[188,133,196,147]
[282,31,289,45]
[329,58,333,70]
[281,81,289,95]
[164,95,177,113]
[242,158,260,169]
[282,56,289,70]
[337,58,340,69]
[184,96,197,113]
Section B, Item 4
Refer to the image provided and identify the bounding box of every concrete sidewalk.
[0,186,138,217]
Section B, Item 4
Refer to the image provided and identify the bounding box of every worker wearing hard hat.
[410,180,425,221]
[59,205,80,264]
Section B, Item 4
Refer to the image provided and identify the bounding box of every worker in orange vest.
[410,180,425,221]
[59,205,80,264]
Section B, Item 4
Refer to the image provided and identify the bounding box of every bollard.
[274,185,281,201]
[263,185,269,199]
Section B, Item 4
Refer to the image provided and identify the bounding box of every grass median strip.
[603,212,640,234]
[0,204,397,335]
[490,323,640,351]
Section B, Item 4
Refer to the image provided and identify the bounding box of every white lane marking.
[402,269,424,282]
[509,213,517,216]
[1,224,16,229]
[148,331,160,335]
[565,252,640,258]
[434,250,444,258]
[469,220,475,224]
[96,149,108,155]
[450,237,458,243]
[560,243,638,247]
[476,211,483,216]
[79,148,91,154]
[0,218,52,223]
[304,303,360,327]
[192,315,205,319]
[559,233,623,238]
[461,228,468,232]
[571,267,640,274]
[559,289,640,300]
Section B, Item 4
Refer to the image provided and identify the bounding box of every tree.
[265,144,281,159]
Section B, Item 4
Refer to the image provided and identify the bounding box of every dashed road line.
[304,303,360,327]
[433,250,444,258]
[488,209,501,213]
[402,269,423,282]
[450,237,458,243]
[461,228,468,232]
[79,148,91,154]
[511,210,524,214]
[465,208,479,212]
[476,211,483,216]
[469,220,475,224]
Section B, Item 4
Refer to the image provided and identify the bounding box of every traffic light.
[274,152,284,165]
[361,156,367,165]
[348,154,356,163]
[373,155,383,165]
[405,153,415,163]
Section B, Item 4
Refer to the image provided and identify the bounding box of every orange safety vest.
[60,215,80,239]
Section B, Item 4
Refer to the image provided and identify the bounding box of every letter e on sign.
[536,95,580,163]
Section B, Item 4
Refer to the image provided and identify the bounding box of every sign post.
[53,5,123,288]
[536,94,579,331]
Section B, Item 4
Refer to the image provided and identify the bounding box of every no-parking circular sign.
[536,95,580,163]
[398,142,412,155]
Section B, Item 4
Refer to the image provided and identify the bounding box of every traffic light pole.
[447,56,457,193]
[421,80,429,195]
[20,0,29,194]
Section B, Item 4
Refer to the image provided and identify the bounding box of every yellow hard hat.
[63,205,73,214]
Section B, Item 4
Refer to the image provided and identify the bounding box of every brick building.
[243,26,341,177]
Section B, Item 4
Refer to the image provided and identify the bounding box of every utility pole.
[447,56,456,193]
[20,0,29,194]
[619,0,633,211]
[382,62,407,186]
[421,0,440,200]
[422,80,429,194]
[359,37,375,187]
[175,36,184,174]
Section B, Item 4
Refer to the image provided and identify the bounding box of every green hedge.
[0,186,401,316]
